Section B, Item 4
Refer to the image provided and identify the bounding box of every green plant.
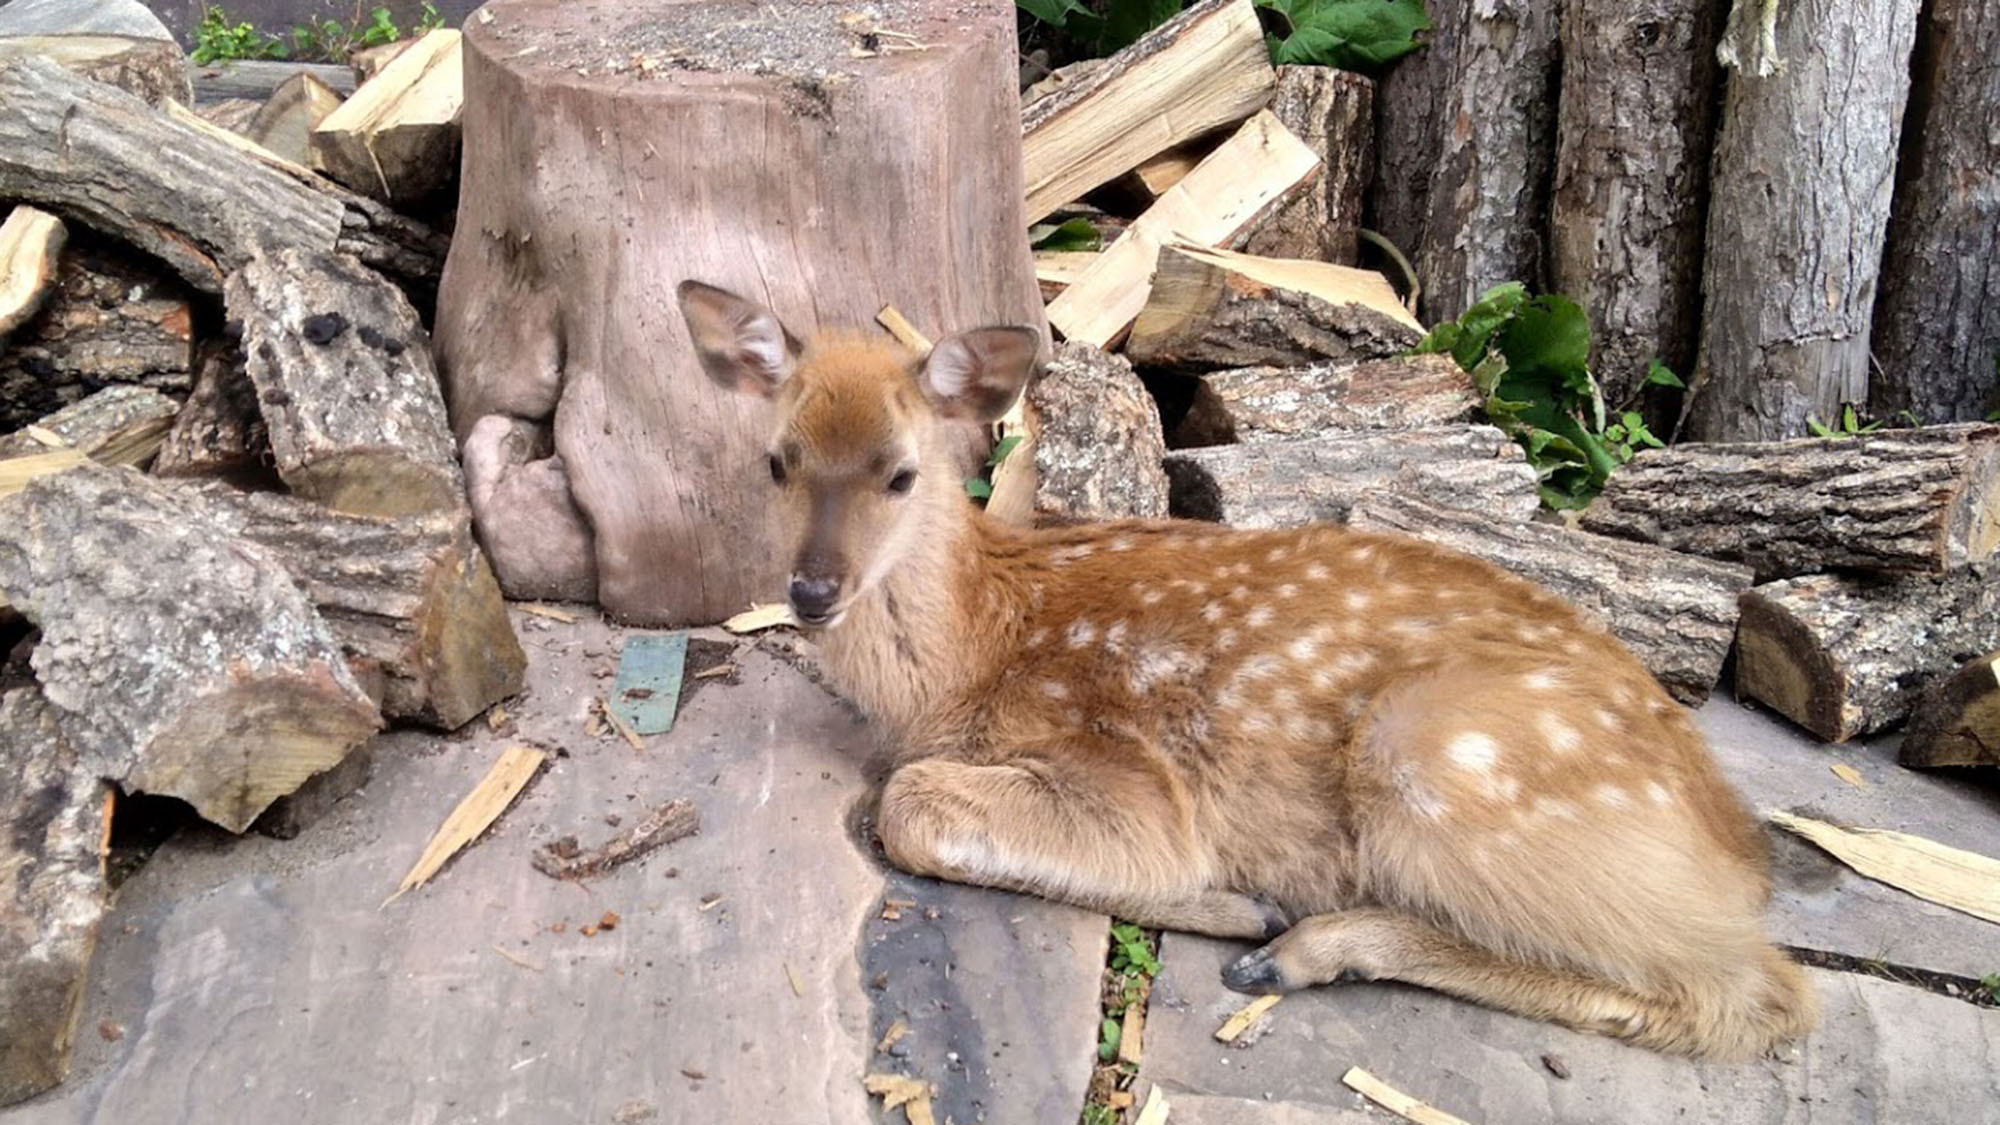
[1977,973,2000,1004]
[1805,404,1902,439]
[1031,218,1103,252]
[278,3,441,64]
[1017,0,1430,72]
[963,434,1025,500]
[192,6,285,64]
[1109,921,1162,980]
[1081,1104,1121,1125]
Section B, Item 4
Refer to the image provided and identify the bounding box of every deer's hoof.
[1222,946,1290,994]
[1252,897,1291,941]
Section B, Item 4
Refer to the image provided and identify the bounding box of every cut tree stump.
[1347,494,1752,705]
[0,204,64,338]
[0,464,381,832]
[1124,241,1421,371]
[1170,353,1479,447]
[0,55,447,297]
[1869,0,2000,424]
[1736,567,2000,742]
[1024,342,1169,524]
[1898,652,2000,769]
[244,70,345,167]
[1165,424,1539,528]
[1020,0,1273,224]
[152,343,270,480]
[229,248,464,518]
[436,0,1044,624]
[1242,66,1372,266]
[1579,423,2000,580]
[310,28,461,204]
[0,384,178,465]
[1680,0,1923,441]
[0,33,188,105]
[0,687,105,1110]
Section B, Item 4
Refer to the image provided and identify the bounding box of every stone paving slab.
[1,611,1105,1125]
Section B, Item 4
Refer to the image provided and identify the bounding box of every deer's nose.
[788,574,843,622]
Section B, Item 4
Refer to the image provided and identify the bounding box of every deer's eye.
[887,468,918,495]
[768,453,787,484]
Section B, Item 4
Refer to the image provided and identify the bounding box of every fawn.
[676,281,1819,1060]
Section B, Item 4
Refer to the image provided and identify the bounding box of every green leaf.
[1098,1017,1122,1060]
[1028,217,1101,253]
[1416,282,1525,371]
[1258,0,1431,71]
[1098,0,1187,49]
[988,434,1025,468]
[1643,360,1685,389]
[1017,0,1093,29]
[964,477,993,499]
[1807,415,1837,439]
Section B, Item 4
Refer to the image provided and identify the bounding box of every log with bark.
[1124,241,1421,371]
[1022,341,1169,525]
[229,248,464,518]
[0,687,105,1109]
[243,70,345,167]
[1679,0,1923,441]
[1165,424,1540,528]
[1579,423,2000,580]
[1897,652,2000,769]
[0,464,381,832]
[436,0,1044,624]
[1736,567,2000,742]
[0,385,178,465]
[0,205,64,338]
[1242,66,1372,266]
[152,343,271,480]
[1346,494,1752,705]
[1868,0,2000,424]
[0,33,189,105]
[0,54,447,297]
[1170,353,1479,447]
[310,28,461,204]
[1020,0,1274,224]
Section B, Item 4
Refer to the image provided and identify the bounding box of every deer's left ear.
[676,280,802,398]
[919,326,1042,422]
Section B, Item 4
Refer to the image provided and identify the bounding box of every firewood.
[1165,424,1540,529]
[196,95,264,133]
[1735,566,2000,742]
[1172,354,1478,447]
[244,70,345,167]
[0,54,447,296]
[228,248,465,518]
[1025,342,1169,524]
[350,38,416,83]
[1032,250,1096,300]
[1242,66,1374,266]
[190,60,355,102]
[1125,241,1421,371]
[1131,143,1205,196]
[311,28,462,203]
[1346,494,1752,705]
[0,687,106,1109]
[1899,652,2000,770]
[0,33,189,105]
[1020,0,1274,224]
[152,343,270,479]
[1045,115,1320,348]
[1580,423,2000,580]
[0,205,64,338]
[0,464,381,832]
[0,449,87,499]
[0,385,178,466]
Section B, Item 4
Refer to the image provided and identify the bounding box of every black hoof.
[1222,946,1289,994]
[1253,897,1291,941]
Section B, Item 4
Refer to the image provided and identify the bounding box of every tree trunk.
[1170,354,1479,447]
[0,385,177,464]
[1346,494,1751,705]
[1243,66,1372,266]
[1680,0,1923,441]
[1736,566,2000,742]
[1579,423,2000,580]
[1164,424,1539,528]
[1549,0,1721,406]
[1898,651,2000,769]
[0,464,380,832]
[152,343,272,481]
[435,0,1044,625]
[1368,0,1559,323]
[0,33,189,106]
[1868,0,2000,423]
[1024,342,1168,525]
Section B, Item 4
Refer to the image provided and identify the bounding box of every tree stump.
[435,0,1043,625]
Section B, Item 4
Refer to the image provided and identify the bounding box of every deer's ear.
[919,326,1042,422]
[676,281,802,397]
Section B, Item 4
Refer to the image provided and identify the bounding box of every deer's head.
[676,281,1040,628]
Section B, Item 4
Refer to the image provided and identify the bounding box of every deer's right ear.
[675,281,802,397]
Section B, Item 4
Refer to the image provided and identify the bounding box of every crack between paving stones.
[1786,945,2000,1008]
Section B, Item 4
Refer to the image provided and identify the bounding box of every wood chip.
[0,448,89,499]
[864,1073,937,1125]
[1213,993,1281,1042]
[1767,810,2000,924]
[518,602,578,623]
[486,704,509,731]
[722,602,798,634]
[692,662,736,680]
[877,1018,909,1053]
[492,943,543,971]
[1830,762,1867,789]
[1134,1083,1171,1125]
[876,304,932,352]
[698,893,725,912]
[1118,1000,1146,1066]
[532,798,699,880]
[385,745,545,904]
[785,960,806,997]
[1341,1067,1468,1125]
[597,698,646,751]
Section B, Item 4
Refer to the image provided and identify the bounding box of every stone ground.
[3,608,1998,1124]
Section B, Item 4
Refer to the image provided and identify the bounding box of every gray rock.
[0,0,172,41]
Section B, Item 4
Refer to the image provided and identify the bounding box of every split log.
[0,54,447,297]
[436,0,1043,624]
[152,343,271,479]
[1736,567,2000,742]
[1868,0,2000,424]
[1170,354,1479,447]
[196,95,263,133]
[1370,0,1560,322]
[0,33,188,105]
[1020,0,1274,224]
[0,464,381,832]
[1680,0,1923,441]
[0,687,105,1109]
[1132,143,1205,197]
[1579,424,2000,580]
[1242,67,1372,266]
[185,482,526,730]
[228,248,464,518]
[0,205,64,338]
[1346,494,1752,705]
[1033,250,1097,301]
[1898,652,2000,769]
[189,59,356,103]
[1024,342,1169,525]
[350,39,416,83]
[1165,424,1540,529]
[1124,242,1421,371]
[1045,112,1319,348]
[0,385,178,465]
[1549,0,1722,406]
[244,70,345,167]
[311,28,461,204]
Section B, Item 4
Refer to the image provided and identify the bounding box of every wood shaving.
[1341,1066,1468,1125]
[533,798,699,880]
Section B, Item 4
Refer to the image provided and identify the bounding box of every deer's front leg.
[877,753,1286,940]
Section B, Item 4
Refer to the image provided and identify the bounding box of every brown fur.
[675,284,1820,1061]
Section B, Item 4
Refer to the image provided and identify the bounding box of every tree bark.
[1170,353,1479,447]
[1242,66,1372,266]
[1868,0,2000,423]
[1898,651,2000,769]
[229,248,465,519]
[1680,0,1923,441]
[0,33,189,106]
[1024,342,1168,525]
[1164,424,1540,528]
[152,343,272,480]
[435,0,1044,625]
[1549,0,1721,406]
[0,385,177,465]
[1369,0,1559,323]
[1346,494,1751,705]
[1580,423,2000,580]
[0,464,381,832]
[1736,566,2000,742]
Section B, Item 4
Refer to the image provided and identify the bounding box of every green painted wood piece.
[609,631,688,736]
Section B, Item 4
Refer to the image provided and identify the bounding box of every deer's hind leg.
[876,751,1285,939]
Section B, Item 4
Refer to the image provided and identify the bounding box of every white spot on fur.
[1109,535,1135,552]
[1027,628,1049,647]
[1052,545,1094,565]
[1128,646,1195,694]
[1596,784,1630,808]
[1352,544,1377,563]
[1266,545,1288,562]
[1104,620,1129,649]
[1246,604,1275,628]
[1304,562,1331,581]
[1288,636,1319,663]
[1532,796,1580,820]
[1201,602,1225,624]
[1521,670,1561,692]
[1594,708,1621,731]
[1344,590,1372,612]
[1217,628,1239,651]
[1041,681,1069,700]
[1228,585,1250,601]
[1396,765,1448,820]
[1447,732,1499,775]
[1140,588,1165,606]
[1538,715,1581,754]
[1276,583,1300,599]
[1644,780,1671,806]
[1066,620,1097,647]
